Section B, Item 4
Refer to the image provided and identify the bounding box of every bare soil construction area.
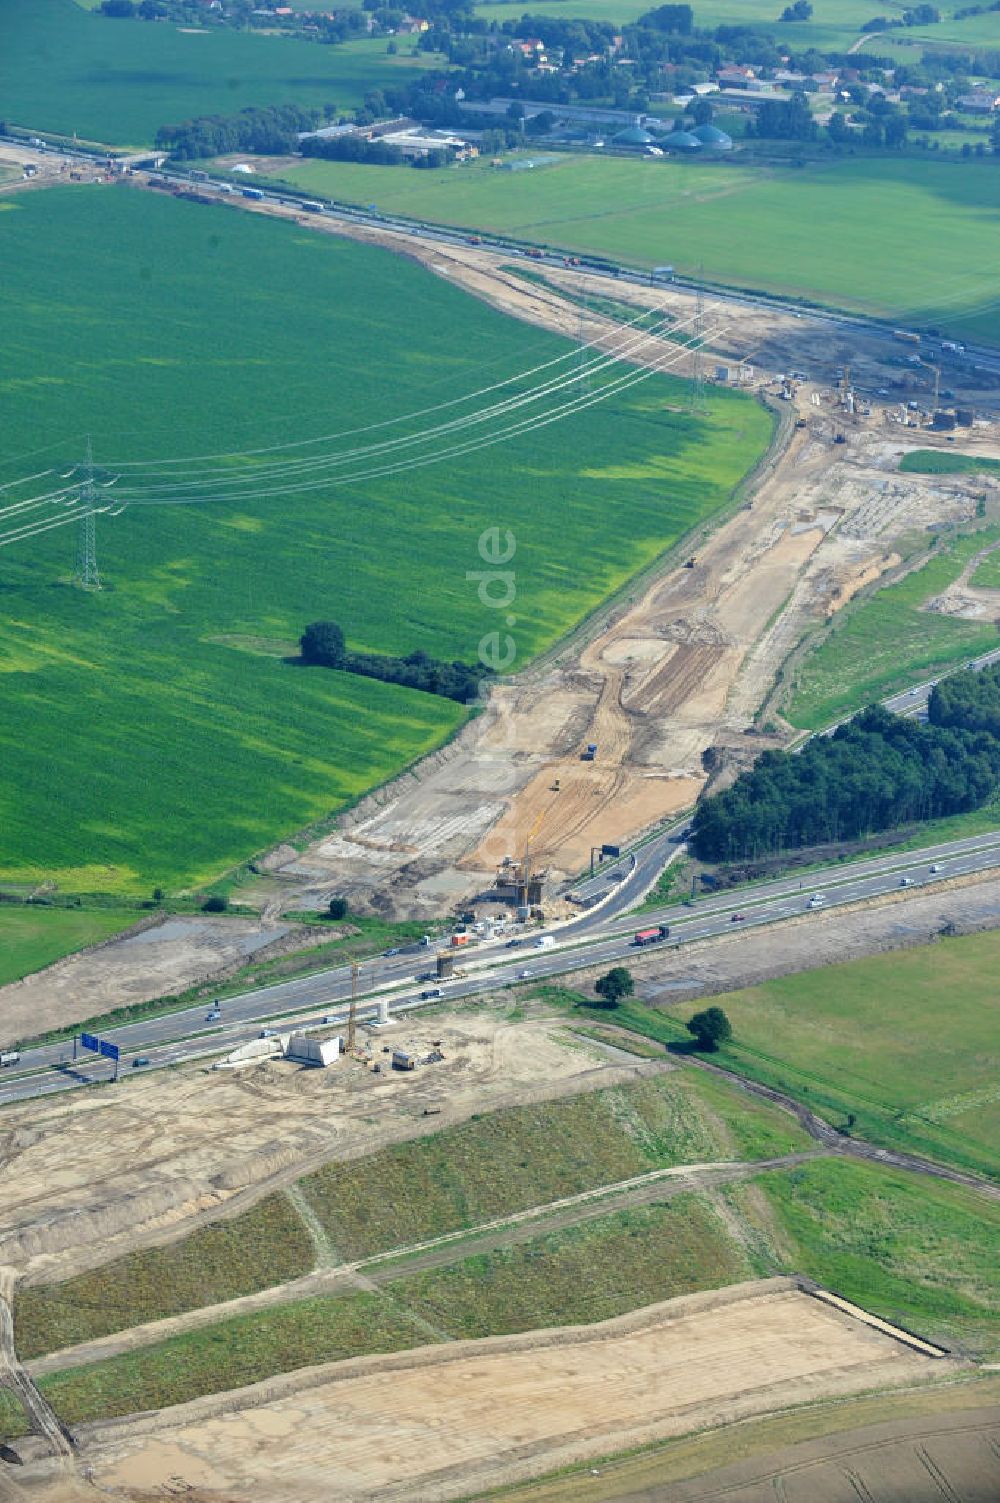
[0,1012,656,1285]
[0,914,312,1042]
[76,1280,949,1503]
[628,870,1000,1007]
[219,201,1000,918]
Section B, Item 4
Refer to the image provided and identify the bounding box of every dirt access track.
[0,1010,659,1285]
[226,196,1000,918]
[63,1279,951,1503]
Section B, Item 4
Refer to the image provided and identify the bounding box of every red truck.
[634,925,670,947]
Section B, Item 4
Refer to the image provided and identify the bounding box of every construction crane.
[347,961,360,1054]
[521,807,547,907]
[917,358,941,411]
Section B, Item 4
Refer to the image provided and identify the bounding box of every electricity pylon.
[75,438,101,590]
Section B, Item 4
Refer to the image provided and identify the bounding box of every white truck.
[1,1050,21,1068]
[534,935,555,949]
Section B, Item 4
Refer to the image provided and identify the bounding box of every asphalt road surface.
[3,828,999,1107]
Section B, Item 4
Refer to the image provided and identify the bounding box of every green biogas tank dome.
[691,124,734,150]
[666,130,702,152]
[613,126,656,147]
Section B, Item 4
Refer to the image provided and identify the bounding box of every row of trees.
[300,621,491,704]
[156,105,324,161]
[691,702,1000,863]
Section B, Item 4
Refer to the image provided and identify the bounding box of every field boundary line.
[806,1287,951,1359]
[24,1155,818,1380]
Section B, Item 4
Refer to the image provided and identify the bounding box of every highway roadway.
[3,828,999,1107]
[7,136,999,385]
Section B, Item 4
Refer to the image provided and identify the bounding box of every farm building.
[379,128,476,159]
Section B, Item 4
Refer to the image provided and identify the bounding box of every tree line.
[691,694,1000,863]
[929,660,1000,739]
[155,105,325,161]
[300,621,492,703]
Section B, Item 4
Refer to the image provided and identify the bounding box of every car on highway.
[518,968,532,978]
[900,876,912,887]
[808,894,824,908]
[730,912,746,923]
[505,938,521,948]
[132,1056,151,1069]
[420,987,443,999]
[205,1008,222,1022]
[260,1028,277,1039]
[383,948,400,957]
[930,863,943,873]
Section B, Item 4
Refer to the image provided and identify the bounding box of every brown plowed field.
[85,1281,949,1503]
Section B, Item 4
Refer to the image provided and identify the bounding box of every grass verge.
[0,1388,29,1443]
[787,527,1000,730]
[674,928,1000,1181]
[37,1290,431,1427]
[37,1193,754,1425]
[745,1158,1000,1358]
[899,450,1000,477]
[14,1193,314,1361]
[0,905,137,988]
[296,1072,810,1263]
[392,1196,755,1340]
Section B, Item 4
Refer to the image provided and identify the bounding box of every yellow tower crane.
[917,358,941,411]
[347,961,360,1055]
[520,807,547,907]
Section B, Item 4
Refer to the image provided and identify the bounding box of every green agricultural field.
[36,1193,753,1424]
[683,928,1000,1180]
[787,527,1000,730]
[748,1159,1000,1357]
[0,0,439,146]
[475,0,879,48]
[0,905,136,987]
[900,450,1000,477]
[14,1193,314,1361]
[0,187,767,895]
[276,153,1000,344]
